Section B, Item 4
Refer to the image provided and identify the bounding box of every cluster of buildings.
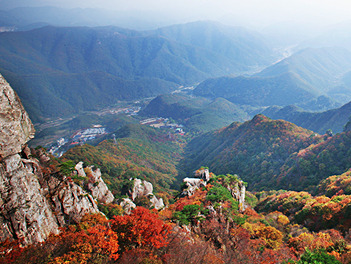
[109,106,141,116]
[48,125,107,157]
[71,126,107,144]
[139,117,184,134]
[48,137,68,157]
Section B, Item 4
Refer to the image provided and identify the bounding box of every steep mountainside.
[328,70,351,104]
[261,100,351,134]
[274,130,351,191]
[0,23,276,122]
[179,114,318,190]
[256,47,351,98]
[140,93,249,132]
[144,20,276,70]
[193,72,323,110]
[181,114,351,192]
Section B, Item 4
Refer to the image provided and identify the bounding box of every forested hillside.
[61,124,183,198]
[0,21,276,122]
[144,20,276,68]
[262,100,351,134]
[180,114,351,192]
[255,47,351,104]
[193,72,327,110]
[140,93,249,132]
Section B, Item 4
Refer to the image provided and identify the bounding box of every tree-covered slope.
[256,47,351,94]
[61,124,183,198]
[144,20,277,70]
[261,100,351,134]
[140,93,249,132]
[274,130,351,191]
[193,72,320,109]
[181,114,351,192]
[179,114,318,190]
[2,70,177,123]
[0,23,266,122]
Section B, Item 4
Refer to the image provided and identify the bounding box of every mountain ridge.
[0,22,276,122]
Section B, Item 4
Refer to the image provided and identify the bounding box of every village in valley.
[48,105,185,157]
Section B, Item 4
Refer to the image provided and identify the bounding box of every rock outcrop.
[129,178,164,210]
[181,177,207,197]
[0,74,100,245]
[194,168,210,181]
[74,162,114,204]
[0,74,35,158]
[182,168,247,212]
[181,169,209,197]
[228,181,246,212]
[120,198,136,214]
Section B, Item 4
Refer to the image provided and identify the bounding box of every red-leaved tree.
[111,206,171,252]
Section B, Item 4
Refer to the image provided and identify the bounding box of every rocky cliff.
[0,74,100,245]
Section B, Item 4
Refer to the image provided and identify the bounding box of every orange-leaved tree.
[0,214,119,264]
[111,206,171,252]
[48,214,120,263]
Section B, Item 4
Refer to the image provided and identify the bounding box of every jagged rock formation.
[120,198,136,214]
[228,181,246,212]
[181,177,207,197]
[182,169,247,212]
[129,178,164,210]
[74,162,114,204]
[0,74,100,245]
[0,73,35,157]
[194,168,210,181]
[181,169,209,197]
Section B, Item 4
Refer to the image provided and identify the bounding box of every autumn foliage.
[111,206,171,252]
[0,208,172,264]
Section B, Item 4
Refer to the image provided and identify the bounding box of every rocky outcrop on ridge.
[181,168,209,197]
[194,168,210,181]
[129,178,164,210]
[228,181,246,212]
[0,74,100,245]
[182,177,207,197]
[182,168,247,212]
[0,74,34,158]
[75,162,114,204]
[120,198,136,214]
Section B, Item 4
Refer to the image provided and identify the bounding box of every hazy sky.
[1,0,351,27]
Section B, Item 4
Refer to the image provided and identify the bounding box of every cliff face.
[0,74,100,245]
[0,73,35,158]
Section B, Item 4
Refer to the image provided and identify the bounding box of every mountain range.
[193,72,320,109]
[0,22,277,122]
[256,46,351,98]
[191,46,351,114]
